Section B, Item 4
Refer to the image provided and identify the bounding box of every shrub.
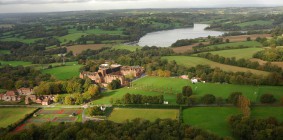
[201,94,216,104]
[182,86,193,97]
[260,93,276,104]
[227,92,242,105]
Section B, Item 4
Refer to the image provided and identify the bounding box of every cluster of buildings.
[0,87,54,105]
[80,64,144,86]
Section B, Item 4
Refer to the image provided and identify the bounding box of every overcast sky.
[0,0,283,13]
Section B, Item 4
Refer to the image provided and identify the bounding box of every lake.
[138,24,224,47]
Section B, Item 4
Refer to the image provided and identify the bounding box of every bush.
[201,94,216,104]
[182,86,193,97]
[227,92,242,105]
[260,93,276,104]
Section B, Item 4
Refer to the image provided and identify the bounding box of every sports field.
[0,107,37,128]
[42,62,82,80]
[108,108,179,123]
[209,48,263,59]
[162,56,269,76]
[182,107,240,137]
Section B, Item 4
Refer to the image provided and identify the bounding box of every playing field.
[108,108,179,123]
[94,76,283,104]
[42,62,82,80]
[0,107,37,128]
[209,47,263,59]
[251,107,283,121]
[182,107,240,137]
[162,56,269,76]
[111,44,141,52]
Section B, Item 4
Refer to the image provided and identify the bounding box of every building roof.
[6,91,16,96]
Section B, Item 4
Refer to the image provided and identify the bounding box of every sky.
[0,0,283,13]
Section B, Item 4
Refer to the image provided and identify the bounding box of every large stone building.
[80,64,144,86]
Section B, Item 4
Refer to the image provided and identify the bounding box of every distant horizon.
[0,0,283,14]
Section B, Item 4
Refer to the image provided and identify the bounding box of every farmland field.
[0,50,11,54]
[182,107,241,137]
[42,62,82,80]
[209,48,263,59]
[94,76,283,104]
[66,44,107,55]
[162,56,269,75]
[57,33,87,43]
[0,60,32,67]
[236,20,273,27]
[0,107,37,128]
[251,107,283,121]
[108,108,179,123]
[205,41,262,49]
[111,44,141,52]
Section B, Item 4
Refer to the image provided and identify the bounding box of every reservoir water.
[138,24,224,47]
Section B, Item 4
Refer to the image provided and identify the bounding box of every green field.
[57,33,87,43]
[206,41,262,49]
[42,62,82,80]
[0,107,37,128]
[162,56,269,76]
[0,60,32,67]
[108,108,179,123]
[251,107,283,121]
[111,44,141,52]
[209,48,263,59]
[183,107,240,137]
[236,20,273,27]
[0,50,11,54]
[94,77,283,104]
[0,37,41,44]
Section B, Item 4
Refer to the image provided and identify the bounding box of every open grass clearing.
[66,44,107,55]
[183,107,240,137]
[111,44,141,52]
[42,62,82,80]
[251,106,283,121]
[0,107,37,128]
[205,41,262,49]
[57,33,87,43]
[162,56,269,76]
[93,77,283,104]
[0,60,32,67]
[108,108,179,123]
[209,47,263,59]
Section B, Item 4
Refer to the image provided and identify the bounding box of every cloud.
[0,0,94,5]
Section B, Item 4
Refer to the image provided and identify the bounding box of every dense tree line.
[1,119,222,140]
[115,93,164,104]
[229,115,283,140]
[0,65,52,90]
[171,38,200,47]
[253,48,283,61]
[197,53,282,73]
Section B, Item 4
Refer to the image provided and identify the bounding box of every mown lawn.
[93,77,283,104]
[162,56,269,76]
[111,44,141,52]
[209,47,263,59]
[182,107,241,137]
[0,107,37,128]
[42,62,82,80]
[108,108,179,123]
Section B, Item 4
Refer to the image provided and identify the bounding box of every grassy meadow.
[251,107,283,121]
[162,56,269,76]
[236,20,273,27]
[108,108,179,123]
[0,50,11,54]
[93,76,283,104]
[206,41,262,49]
[182,107,240,137]
[0,107,37,128]
[42,62,82,80]
[111,44,141,52]
[209,47,263,59]
[0,60,32,67]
